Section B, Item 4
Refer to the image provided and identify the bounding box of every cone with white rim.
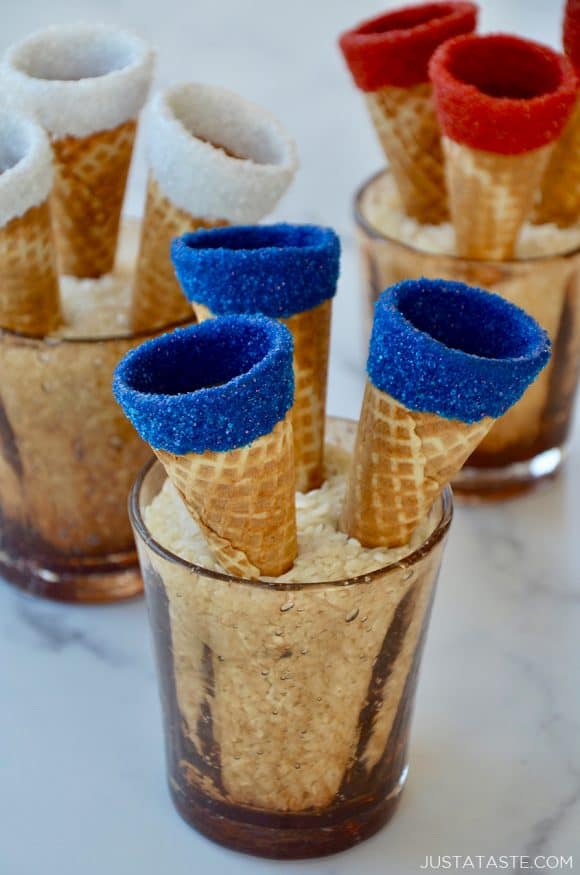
[341,279,551,548]
[171,224,339,492]
[113,314,297,579]
[0,110,61,336]
[430,33,577,259]
[0,24,154,278]
[339,2,477,224]
[131,83,298,332]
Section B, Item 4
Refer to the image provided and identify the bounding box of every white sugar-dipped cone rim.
[0,110,52,227]
[145,82,298,223]
[0,24,154,139]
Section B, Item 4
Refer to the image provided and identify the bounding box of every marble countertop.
[1,1,579,872]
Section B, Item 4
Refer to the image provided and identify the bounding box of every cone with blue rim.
[172,224,340,492]
[341,279,551,548]
[114,314,297,578]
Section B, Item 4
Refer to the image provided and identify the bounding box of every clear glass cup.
[355,170,580,499]
[0,312,190,604]
[129,416,453,859]
[0,215,193,603]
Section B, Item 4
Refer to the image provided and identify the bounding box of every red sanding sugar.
[429,33,577,154]
[564,0,580,73]
[339,1,477,92]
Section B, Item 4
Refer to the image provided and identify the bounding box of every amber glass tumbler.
[355,170,580,498]
[0,315,190,603]
[130,417,453,858]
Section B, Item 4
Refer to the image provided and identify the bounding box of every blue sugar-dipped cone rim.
[368,278,551,423]
[171,223,341,319]
[112,314,295,455]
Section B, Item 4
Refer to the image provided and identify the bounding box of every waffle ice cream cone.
[114,314,297,579]
[339,2,477,224]
[341,279,550,548]
[131,83,298,332]
[155,412,296,578]
[0,111,61,335]
[50,120,137,277]
[194,299,332,493]
[534,0,580,227]
[0,24,154,278]
[171,224,340,493]
[443,136,553,260]
[430,34,577,259]
[534,98,580,227]
[366,82,449,224]
[283,302,331,491]
[132,176,227,332]
[341,383,490,547]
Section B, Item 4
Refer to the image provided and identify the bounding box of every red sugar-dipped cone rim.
[339,1,477,91]
[429,33,578,154]
[564,0,580,73]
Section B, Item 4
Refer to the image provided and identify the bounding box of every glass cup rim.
[0,314,193,346]
[354,168,580,265]
[129,416,454,592]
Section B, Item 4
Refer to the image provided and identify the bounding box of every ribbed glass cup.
[355,170,580,499]
[129,416,453,859]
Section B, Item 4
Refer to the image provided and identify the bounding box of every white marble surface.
[1,1,580,873]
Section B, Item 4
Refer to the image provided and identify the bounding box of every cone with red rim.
[339,2,477,224]
[430,33,577,257]
[535,0,580,226]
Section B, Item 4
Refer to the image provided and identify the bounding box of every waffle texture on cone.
[0,24,154,138]
[341,279,550,548]
[368,279,551,423]
[0,110,61,334]
[339,2,477,91]
[174,223,339,492]
[442,136,553,259]
[430,33,577,154]
[113,314,297,578]
[565,0,580,71]
[51,119,136,278]
[364,82,450,224]
[0,110,53,226]
[145,83,297,223]
[172,224,340,318]
[341,382,486,548]
[131,175,226,332]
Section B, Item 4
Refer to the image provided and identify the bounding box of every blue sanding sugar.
[171,223,341,318]
[113,314,295,454]
[367,278,551,423]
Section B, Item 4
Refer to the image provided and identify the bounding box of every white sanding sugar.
[0,24,154,139]
[0,110,52,227]
[363,173,580,258]
[52,219,138,338]
[55,272,132,338]
[146,82,298,223]
[144,443,437,584]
